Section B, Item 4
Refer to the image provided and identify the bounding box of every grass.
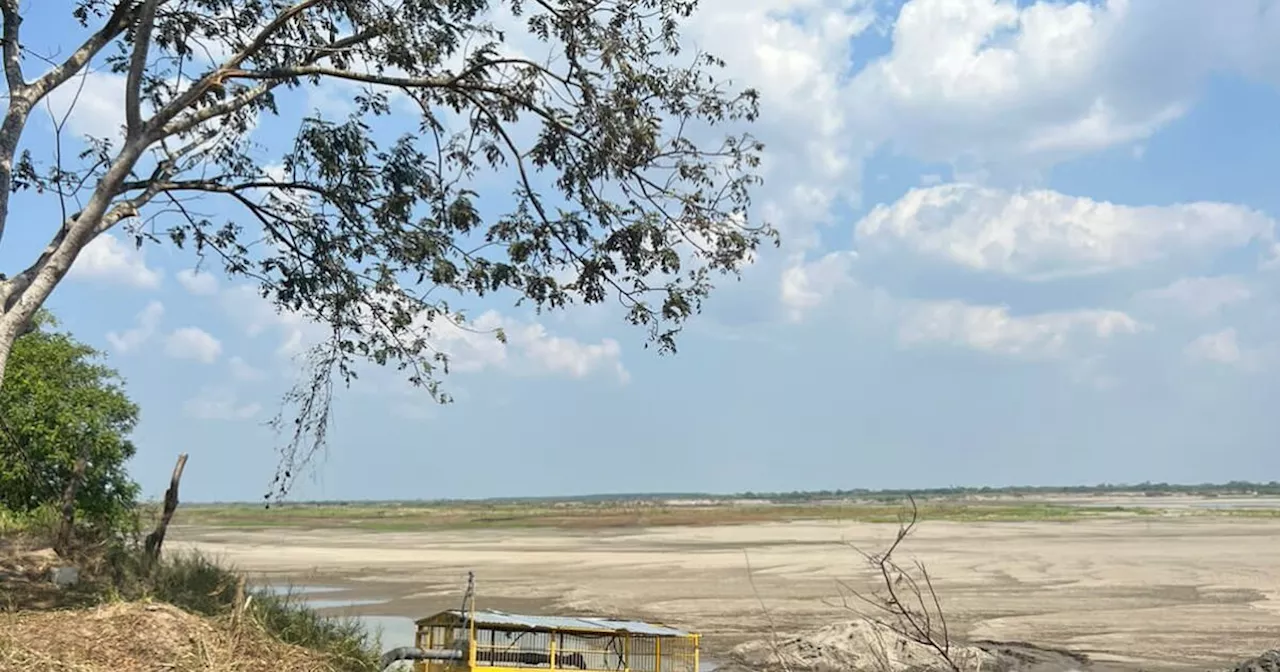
[0,507,381,672]
[171,499,1187,531]
[148,552,380,671]
[170,492,1280,532]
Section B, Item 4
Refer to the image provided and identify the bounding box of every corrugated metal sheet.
[420,609,692,637]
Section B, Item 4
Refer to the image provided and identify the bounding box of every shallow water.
[306,597,390,609]
[255,583,343,597]
[360,614,418,648]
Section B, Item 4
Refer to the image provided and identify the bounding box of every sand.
[171,516,1280,670]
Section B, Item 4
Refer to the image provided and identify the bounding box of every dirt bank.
[0,601,333,671]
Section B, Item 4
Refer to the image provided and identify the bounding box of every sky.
[5,0,1280,503]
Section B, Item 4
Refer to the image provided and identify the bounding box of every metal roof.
[418,609,692,637]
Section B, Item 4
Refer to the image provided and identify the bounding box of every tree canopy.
[0,0,770,498]
[0,311,140,526]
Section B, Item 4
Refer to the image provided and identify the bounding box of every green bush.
[0,503,61,538]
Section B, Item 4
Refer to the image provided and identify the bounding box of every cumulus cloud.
[897,299,1144,360]
[407,309,630,383]
[1184,328,1244,366]
[216,284,628,383]
[854,184,1276,280]
[228,356,267,382]
[164,327,223,364]
[68,233,162,289]
[183,386,262,421]
[679,0,877,243]
[1183,328,1269,371]
[42,71,129,141]
[106,301,164,353]
[176,268,219,296]
[843,0,1280,170]
[1137,276,1254,318]
[780,252,857,323]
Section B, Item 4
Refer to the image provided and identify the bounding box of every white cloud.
[164,327,223,364]
[507,322,630,383]
[106,301,164,353]
[843,0,1279,170]
[780,252,856,323]
[584,0,876,251]
[422,310,629,383]
[183,386,262,421]
[68,233,163,289]
[1185,328,1243,366]
[218,285,323,358]
[218,284,628,383]
[855,184,1275,280]
[228,356,267,382]
[42,71,128,141]
[897,299,1144,360]
[1183,328,1268,371]
[176,268,219,296]
[1137,276,1253,318]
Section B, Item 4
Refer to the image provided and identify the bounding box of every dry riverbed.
[171,514,1280,670]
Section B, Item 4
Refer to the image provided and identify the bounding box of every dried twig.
[830,496,960,672]
[743,549,793,672]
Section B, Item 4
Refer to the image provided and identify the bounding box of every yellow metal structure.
[410,609,700,672]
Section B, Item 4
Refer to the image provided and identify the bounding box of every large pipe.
[380,647,465,670]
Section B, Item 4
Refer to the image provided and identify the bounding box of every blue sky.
[6,0,1280,502]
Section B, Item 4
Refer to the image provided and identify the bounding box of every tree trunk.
[54,446,90,557]
[143,452,188,574]
[0,314,19,391]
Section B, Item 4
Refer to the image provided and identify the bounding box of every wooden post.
[143,453,188,573]
[232,574,248,628]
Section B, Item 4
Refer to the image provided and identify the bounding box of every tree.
[0,310,141,534]
[0,0,770,498]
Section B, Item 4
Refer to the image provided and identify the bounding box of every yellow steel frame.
[412,616,700,672]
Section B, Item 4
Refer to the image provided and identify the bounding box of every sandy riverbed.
[172,516,1280,670]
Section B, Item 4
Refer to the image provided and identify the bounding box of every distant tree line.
[198,481,1280,508]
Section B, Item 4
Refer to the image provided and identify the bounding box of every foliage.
[147,552,379,671]
[0,0,770,499]
[0,310,140,528]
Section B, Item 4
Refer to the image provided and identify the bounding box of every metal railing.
[417,625,697,672]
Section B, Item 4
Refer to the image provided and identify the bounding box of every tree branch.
[27,1,134,101]
[223,0,327,69]
[1,0,23,92]
[223,61,529,92]
[126,0,162,138]
[154,28,382,138]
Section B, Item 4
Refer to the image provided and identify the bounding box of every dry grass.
[1,526,379,672]
[174,500,1142,531]
[0,601,335,672]
[0,535,106,612]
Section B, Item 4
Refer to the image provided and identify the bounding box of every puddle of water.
[360,614,418,649]
[307,597,390,610]
[255,583,344,597]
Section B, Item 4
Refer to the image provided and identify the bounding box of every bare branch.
[830,497,962,672]
[743,549,793,672]
[126,0,163,138]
